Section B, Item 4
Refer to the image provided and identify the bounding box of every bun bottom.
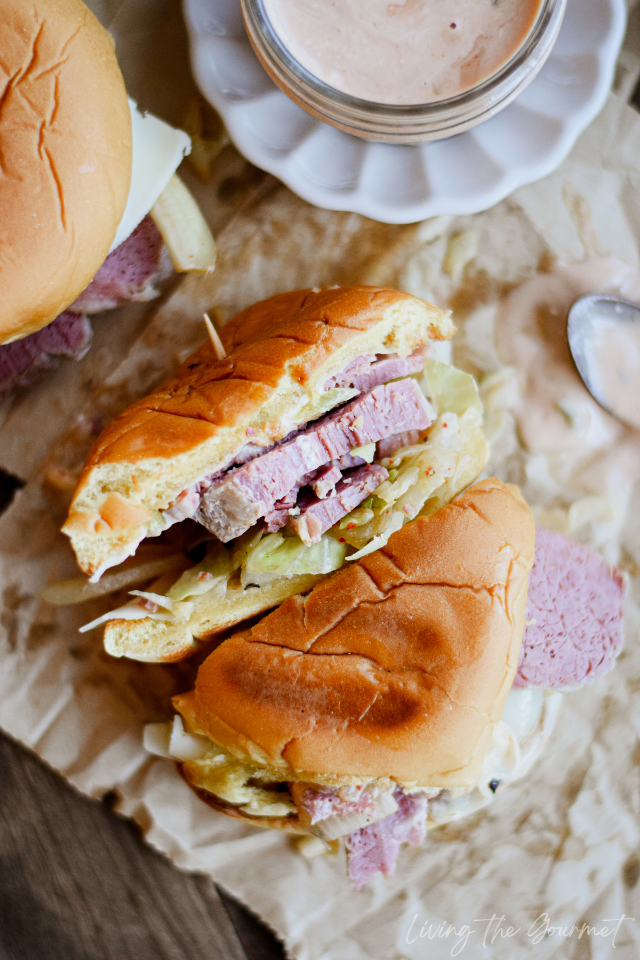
[174,692,562,849]
[176,762,308,834]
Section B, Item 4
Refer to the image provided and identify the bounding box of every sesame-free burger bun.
[175,478,536,790]
[64,286,454,579]
[0,0,132,344]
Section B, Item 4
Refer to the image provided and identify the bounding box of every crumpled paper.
[1,1,640,957]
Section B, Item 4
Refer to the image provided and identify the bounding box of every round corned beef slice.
[515,527,625,689]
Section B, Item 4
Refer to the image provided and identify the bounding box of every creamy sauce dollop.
[262,0,543,105]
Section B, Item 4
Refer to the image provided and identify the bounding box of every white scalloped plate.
[183,0,626,224]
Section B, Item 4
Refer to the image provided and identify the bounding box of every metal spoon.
[567,294,640,430]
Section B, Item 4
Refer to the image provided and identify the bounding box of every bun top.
[0,0,132,344]
[64,286,453,578]
[176,478,536,789]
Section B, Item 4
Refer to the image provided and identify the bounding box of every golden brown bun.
[0,0,132,345]
[104,572,325,662]
[64,287,453,578]
[176,479,535,790]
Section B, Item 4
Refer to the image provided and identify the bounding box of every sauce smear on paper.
[496,258,640,499]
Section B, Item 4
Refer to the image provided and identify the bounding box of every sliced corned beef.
[297,784,400,841]
[70,215,173,314]
[0,217,174,401]
[288,464,388,544]
[310,463,342,500]
[197,379,431,542]
[324,350,424,392]
[0,312,92,398]
[301,786,378,824]
[262,470,318,533]
[262,459,367,533]
[164,487,201,523]
[334,452,367,471]
[515,527,625,689]
[345,789,428,889]
[263,500,299,534]
[376,429,422,460]
[324,355,375,390]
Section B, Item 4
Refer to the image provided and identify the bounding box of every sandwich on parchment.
[52,285,625,887]
[144,477,625,888]
[59,285,489,661]
[0,0,215,398]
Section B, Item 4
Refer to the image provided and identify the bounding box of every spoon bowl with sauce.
[568,294,640,430]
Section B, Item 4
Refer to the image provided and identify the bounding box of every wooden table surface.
[0,730,285,960]
[0,2,287,955]
[0,474,284,960]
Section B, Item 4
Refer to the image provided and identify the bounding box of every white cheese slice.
[110,99,191,252]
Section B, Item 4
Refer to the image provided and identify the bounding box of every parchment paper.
[2,3,640,958]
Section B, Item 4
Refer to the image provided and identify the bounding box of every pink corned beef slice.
[345,790,428,890]
[289,463,388,544]
[0,216,173,399]
[262,474,312,533]
[515,527,625,689]
[376,428,422,459]
[310,463,342,499]
[301,787,377,824]
[196,378,431,541]
[70,216,173,313]
[0,312,92,398]
[324,350,424,392]
[262,460,377,534]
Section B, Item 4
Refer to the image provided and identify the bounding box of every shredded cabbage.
[167,543,235,601]
[129,590,194,621]
[166,533,264,602]
[346,510,404,561]
[241,532,346,586]
[42,555,186,606]
[374,466,420,504]
[338,502,374,529]
[421,358,482,417]
[338,407,485,551]
[231,527,264,569]
[350,443,376,463]
[79,603,172,633]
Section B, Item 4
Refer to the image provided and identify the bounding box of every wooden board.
[0,731,285,960]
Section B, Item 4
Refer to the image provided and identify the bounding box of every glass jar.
[240,0,567,144]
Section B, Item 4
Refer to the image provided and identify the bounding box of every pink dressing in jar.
[261,0,544,105]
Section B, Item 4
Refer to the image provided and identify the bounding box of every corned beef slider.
[0,0,215,396]
[61,286,493,662]
[53,281,625,887]
[144,480,625,889]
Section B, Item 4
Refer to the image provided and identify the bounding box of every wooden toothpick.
[203,312,226,360]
